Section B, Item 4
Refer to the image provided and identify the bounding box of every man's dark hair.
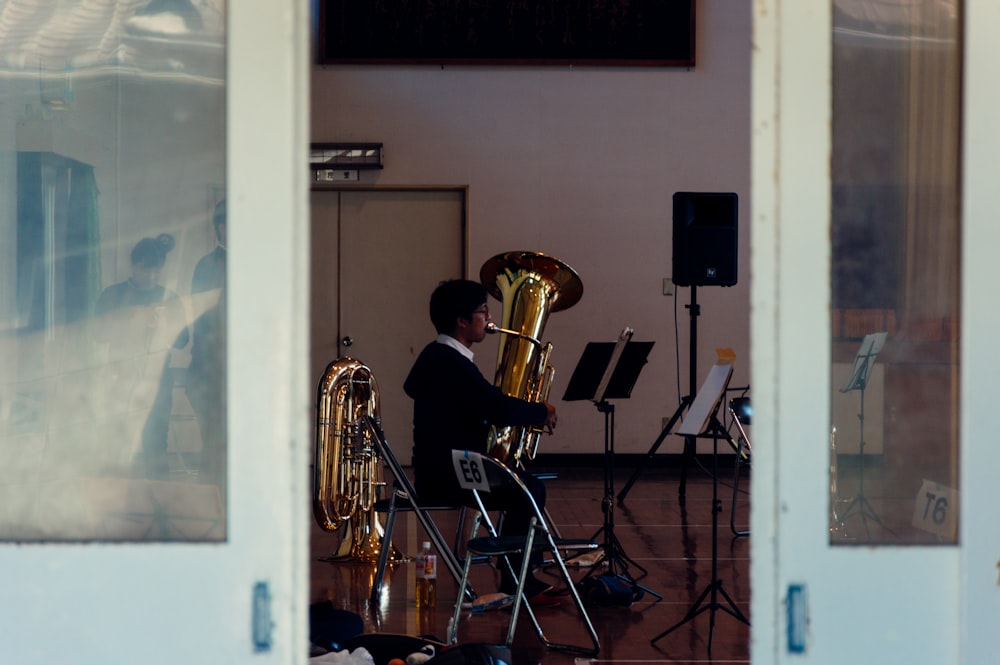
[429,279,488,334]
[131,233,175,268]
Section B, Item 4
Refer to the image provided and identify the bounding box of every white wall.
[310,1,752,455]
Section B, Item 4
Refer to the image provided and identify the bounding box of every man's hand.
[543,402,558,434]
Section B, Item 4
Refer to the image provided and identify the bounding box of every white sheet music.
[841,331,887,393]
[594,327,634,402]
[678,361,734,436]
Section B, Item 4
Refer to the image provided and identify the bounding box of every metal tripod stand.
[562,327,658,597]
[834,331,893,540]
[584,399,661,598]
[651,415,749,654]
[618,285,702,504]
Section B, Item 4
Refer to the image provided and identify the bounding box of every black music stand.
[835,331,892,539]
[563,329,660,598]
[651,360,749,655]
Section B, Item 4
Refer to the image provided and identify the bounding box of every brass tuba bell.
[313,357,396,563]
[480,251,583,465]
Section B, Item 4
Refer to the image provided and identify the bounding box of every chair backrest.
[727,397,752,457]
[450,449,544,528]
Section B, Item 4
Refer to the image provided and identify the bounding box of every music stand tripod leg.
[730,450,749,538]
[587,401,662,599]
[617,396,691,503]
[650,418,749,654]
[834,384,896,539]
[564,329,660,594]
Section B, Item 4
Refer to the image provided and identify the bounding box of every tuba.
[480,251,583,465]
[313,357,391,562]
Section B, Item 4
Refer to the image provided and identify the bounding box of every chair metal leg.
[370,490,401,605]
[531,471,563,539]
[447,541,478,644]
[363,419,474,600]
[536,532,601,656]
[503,528,537,647]
[452,506,467,559]
[730,445,750,537]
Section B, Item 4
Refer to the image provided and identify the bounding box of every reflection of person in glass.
[186,198,227,500]
[94,233,189,477]
[185,287,226,498]
[191,199,226,295]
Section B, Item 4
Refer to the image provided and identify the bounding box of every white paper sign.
[451,450,491,493]
[911,478,958,540]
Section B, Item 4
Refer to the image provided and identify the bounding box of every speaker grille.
[671,192,738,287]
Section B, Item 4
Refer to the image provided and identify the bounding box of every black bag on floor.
[337,634,509,665]
[578,574,645,607]
[309,601,364,651]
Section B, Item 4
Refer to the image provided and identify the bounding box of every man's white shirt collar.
[436,334,473,361]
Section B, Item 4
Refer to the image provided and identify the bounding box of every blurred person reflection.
[186,199,227,502]
[191,198,226,295]
[185,287,226,500]
[94,233,189,478]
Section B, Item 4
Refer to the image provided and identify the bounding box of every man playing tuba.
[404,279,565,605]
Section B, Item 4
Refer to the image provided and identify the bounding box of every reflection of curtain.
[831,1,960,337]
[899,5,961,325]
[16,152,102,330]
[65,165,103,323]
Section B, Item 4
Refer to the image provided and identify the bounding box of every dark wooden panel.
[318,1,695,67]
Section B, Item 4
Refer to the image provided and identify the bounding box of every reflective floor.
[310,458,752,664]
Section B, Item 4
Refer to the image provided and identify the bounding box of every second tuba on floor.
[480,250,583,465]
[313,357,391,563]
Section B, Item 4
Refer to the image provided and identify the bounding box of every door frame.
[751,1,1000,662]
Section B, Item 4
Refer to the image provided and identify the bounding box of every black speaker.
[672,192,738,287]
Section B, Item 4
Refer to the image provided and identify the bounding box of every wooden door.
[311,188,465,464]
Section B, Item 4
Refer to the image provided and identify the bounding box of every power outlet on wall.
[662,278,674,296]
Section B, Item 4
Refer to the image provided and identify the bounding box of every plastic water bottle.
[415,541,436,608]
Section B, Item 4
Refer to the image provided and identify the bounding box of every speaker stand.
[619,285,700,504]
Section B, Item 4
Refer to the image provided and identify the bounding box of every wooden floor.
[310,456,751,664]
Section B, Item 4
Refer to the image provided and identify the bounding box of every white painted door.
[311,189,466,465]
[752,1,1000,663]
[958,4,1000,660]
[0,4,310,663]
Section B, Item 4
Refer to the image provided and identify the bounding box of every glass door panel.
[0,2,227,542]
[829,1,961,545]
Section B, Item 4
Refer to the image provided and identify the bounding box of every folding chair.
[728,397,752,537]
[364,416,475,605]
[447,449,600,656]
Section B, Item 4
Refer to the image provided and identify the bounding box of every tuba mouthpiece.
[485,322,540,346]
